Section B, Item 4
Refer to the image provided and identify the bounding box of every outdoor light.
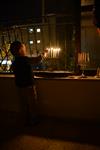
[37,40,41,44]
[37,28,41,32]
[29,41,33,44]
[29,28,33,33]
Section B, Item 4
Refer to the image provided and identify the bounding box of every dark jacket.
[12,55,42,87]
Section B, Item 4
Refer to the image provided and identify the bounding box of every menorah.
[78,52,90,77]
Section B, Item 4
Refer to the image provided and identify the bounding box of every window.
[37,28,41,32]
[29,28,33,33]
[37,40,41,44]
[29,40,33,44]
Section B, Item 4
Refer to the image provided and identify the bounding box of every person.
[9,41,42,126]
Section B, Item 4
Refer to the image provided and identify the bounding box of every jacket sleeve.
[29,55,42,65]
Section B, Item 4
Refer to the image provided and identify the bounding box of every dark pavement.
[0,111,100,150]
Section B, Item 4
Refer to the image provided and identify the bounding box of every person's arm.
[29,55,43,65]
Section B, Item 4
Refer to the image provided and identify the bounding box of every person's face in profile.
[19,44,27,56]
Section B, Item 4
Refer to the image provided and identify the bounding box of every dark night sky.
[0,0,42,25]
[45,0,79,14]
[0,0,80,26]
[94,0,100,28]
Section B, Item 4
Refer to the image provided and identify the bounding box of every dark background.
[0,0,80,26]
[94,0,100,28]
[0,0,41,24]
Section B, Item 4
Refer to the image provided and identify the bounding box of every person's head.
[9,41,27,57]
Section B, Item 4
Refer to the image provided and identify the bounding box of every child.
[10,41,42,125]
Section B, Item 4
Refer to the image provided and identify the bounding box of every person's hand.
[41,49,48,58]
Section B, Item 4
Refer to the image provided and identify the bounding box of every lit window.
[37,40,41,44]
[29,41,33,44]
[37,28,41,32]
[29,28,33,33]
[2,60,7,65]
[7,60,12,65]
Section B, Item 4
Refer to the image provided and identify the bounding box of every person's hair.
[9,41,22,56]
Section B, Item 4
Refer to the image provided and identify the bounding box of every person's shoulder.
[15,56,28,60]
[20,56,28,59]
[15,56,29,64]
